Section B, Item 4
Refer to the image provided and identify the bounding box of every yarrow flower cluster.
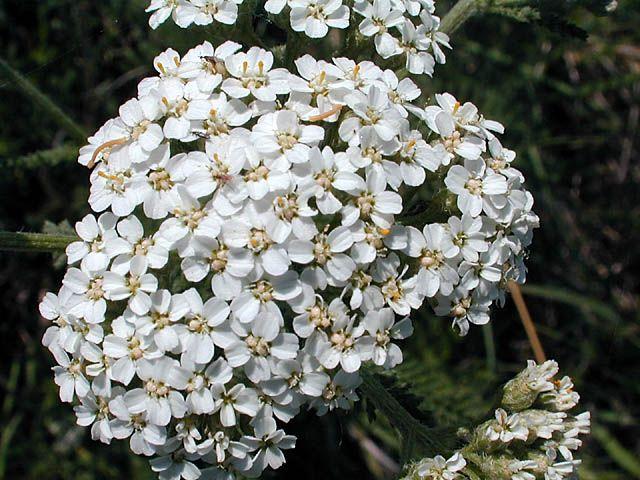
[401,360,591,480]
[147,0,449,75]
[40,1,539,478]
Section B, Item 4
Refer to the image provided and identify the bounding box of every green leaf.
[519,284,621,322]
[359,366,459,459]
[592,424,640,478]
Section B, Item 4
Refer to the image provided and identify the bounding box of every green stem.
[0,57,86,142]
[439,0,491,35]
[439,0,539,35]
[0,232,75,253]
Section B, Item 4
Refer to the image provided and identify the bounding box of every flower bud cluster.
[146,0,449,75]
[401,361,591,480]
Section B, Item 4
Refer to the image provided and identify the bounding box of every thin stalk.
[0,232,75,253]
[0,57,86,142]
[508,281,547,364]
[482,322,497,373]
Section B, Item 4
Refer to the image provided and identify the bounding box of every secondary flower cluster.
[146,0,449,75]
[401,361,591,480]
[40,38,537,479]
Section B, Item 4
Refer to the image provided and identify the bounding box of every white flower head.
[44,29,541,478]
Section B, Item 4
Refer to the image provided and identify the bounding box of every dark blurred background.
[1,0,639,478]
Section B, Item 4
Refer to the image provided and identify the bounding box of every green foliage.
[491,0,615,38]
[1,146,78,170]
[360,367,458,462]
[0,57,86,142]
[592,425,640,478]
[533,0,614,36]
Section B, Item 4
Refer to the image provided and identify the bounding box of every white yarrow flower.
[44,30,540,478]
